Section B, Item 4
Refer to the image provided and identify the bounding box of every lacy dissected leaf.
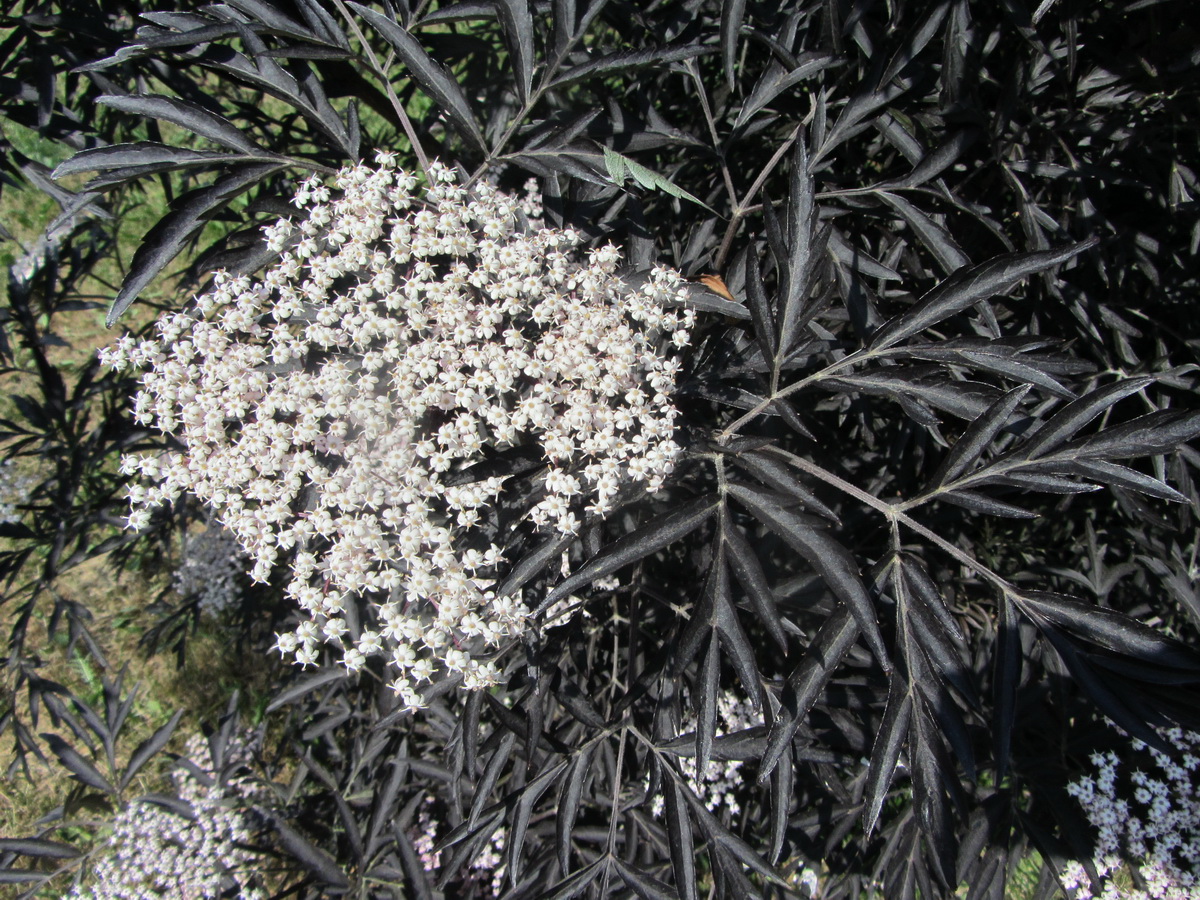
[539,496,718,613]
[726,482,887,665]
[350,3,486,155]
[869,239,1098,351]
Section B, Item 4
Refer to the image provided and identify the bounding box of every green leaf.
[602,147,716,214]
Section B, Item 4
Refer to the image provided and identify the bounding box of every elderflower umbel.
[0,458,35,524]
[411,796,508,895]
[1061,724,1200,900]
[102,155,694,710]
[174,522,246,617]
[650,689,760,820]
[69,734,263,900]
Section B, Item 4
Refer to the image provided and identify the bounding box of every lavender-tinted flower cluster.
[645,689,819,893]
[174,522,246,617]
[101,154,694,712]
[1062,725,1200,900]
[69,735,262,900]
[412,796,507,896]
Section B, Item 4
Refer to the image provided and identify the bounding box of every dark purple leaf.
[98,95,261,153]
[779,136,818,357]
[1069,410,1200,460]
[863,680,913,836]
[828,226,903,280]
[119,709,183,791]
[0,870,47,885]
[879,1,951,86]
[541,858,607,900]
[743,250,778,360]
[1037,626,1168,752]
[549,44,711,89]
[931,386,1032,487]
[496,530,576,602]
[0,838,80,860]
[555,745,593,875]
[696,630,720,775]
[870,239,1098,351]
[539,496,717,612]
[269,813,350,889]
[494,0,534,104]
[734,53,839,130]
[722,521,787,651]
[719,0,747,89]
[768,739,792,865]
[349,3,486,154]
[727,483,888,666]
[1018,377,1153,460]
[878,191,969,275]
[939,490,1037,518]
[41,733,112,793]
[1016,591,1200,671]
[468,731,516,828]
[760,607,858,780]
[265,667,347,713]
[1050,460,1185,501]
[878,128,981,190]
[993,593,1021,779]
[53,144,256,179]
[107,163,282,325]
[507,763,562,885]
[612,858,679,900]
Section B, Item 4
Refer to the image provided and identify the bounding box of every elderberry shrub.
[3,2,1200,898]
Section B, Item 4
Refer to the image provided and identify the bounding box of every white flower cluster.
[70,736,262,900]
[1062,725,1200,900]
[651,690,760,819]
[174,523,246,617]
[0,458,35,524]
[101,154,694,712]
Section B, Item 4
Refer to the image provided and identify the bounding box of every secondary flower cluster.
[651,689,760,820]
[0,458,35,524]
[102,154,694,711]
[175,522,246,617]
[1062,724,1200,900]
[70,736,262,900]
[647,688,819,894]
[412,796,507,895]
